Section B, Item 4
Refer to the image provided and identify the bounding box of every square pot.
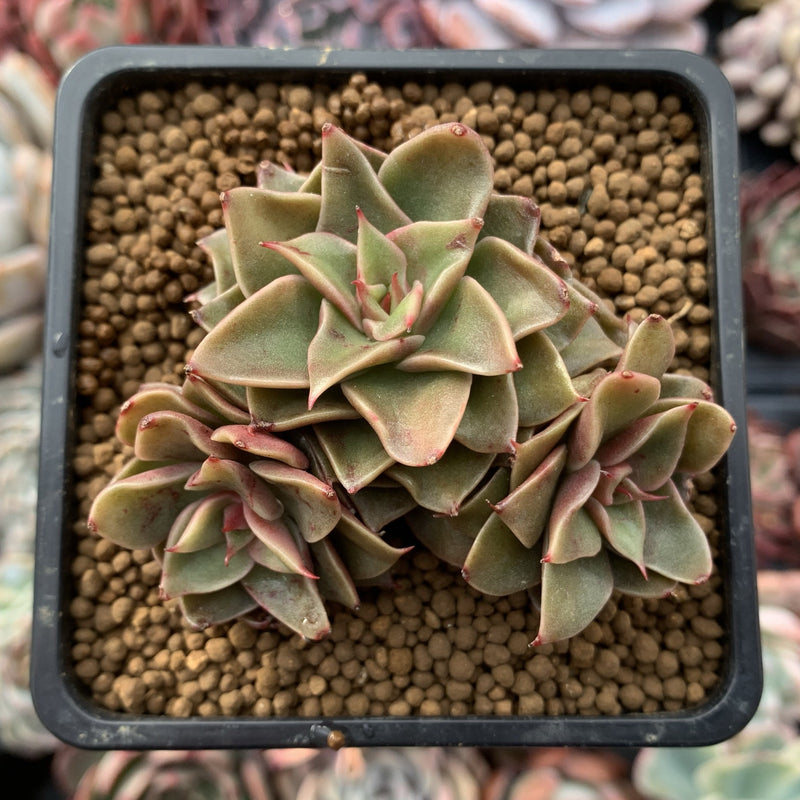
[32,46,761,749]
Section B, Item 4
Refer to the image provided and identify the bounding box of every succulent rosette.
[87,378,407,640]
[409,314,736,645]
[188,121,623,521]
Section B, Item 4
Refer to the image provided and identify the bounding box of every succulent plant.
[87,378,408,640]
[739,163,800,354]
[409,314,736,645]
[418,0,713,51]
[717,0,800,161]
[748,411,800,568]
[265,745,489,800]
[52,746,274,800]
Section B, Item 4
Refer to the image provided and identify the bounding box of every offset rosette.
[187,122,622,518]
[409,315,737,645]
[87,379,407,639]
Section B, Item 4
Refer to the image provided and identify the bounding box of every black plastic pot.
[32,46,761,750]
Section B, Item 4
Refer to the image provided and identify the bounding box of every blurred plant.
[52,747,274,800]
[0,50,53,374]
[483,747,644,800]
[747,411,800,568]
[632,596,800,800]
[0,358,57,758]
[0,0,210,84]
[739,163,800,354]
[717,0,800,161]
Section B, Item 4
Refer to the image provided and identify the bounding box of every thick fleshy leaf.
[560,314,624,377]
[534,550,613,645]
[609,554,676,598]
[387,442,495,516]
[568,371,661,470]
[243,565,330,640]
[342,366,472,466]
[542,281,598,351]
[378,122,494,222]
[332,509,410,581]
[349,485,417,531]
[249,460,340,543]
[307,300,424,406]
[310,539,360,610]
[116,384,221,445]
[597,404,696,492]
[197,227,236,293]
[313,419,394,494]
[455,373,518,454]
[466,237,569,339]
[222,186,321,296]
[642,480,713,583]
[463,513,543,596]
[187,274,319,388]
[166,494,233,553]
[533,236,572,280]
[478,193,541,254]
[356,207,408,289]
[190,284,245,333]
[242,504,316,578]
[571,280,628,347]
[161,541,254,598]
[659,373,713,401]
[493,445,567,548]
[676,401,737,474]
[591,463,633,506]
[225,529,253,564]
[247,385,359,432]
[186,458,284,521]
[397,276,521,375]
[87,463,197,549]
[617,314,675,379]
[256,161,306,192]
[389,218,483,334]
[514,332,580,427]
[510,401,585,490]
[182,374,250,424]
[363,281,424,341]
[592,499,646,573]
[318,123,410,241]
[133,410,238,462]
[261,233,360,328]
[180,584,258,629]
[210,425,309,468]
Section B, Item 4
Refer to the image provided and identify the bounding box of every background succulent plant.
[739,162,800,354]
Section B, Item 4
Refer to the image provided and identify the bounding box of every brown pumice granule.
[69,73,724,720]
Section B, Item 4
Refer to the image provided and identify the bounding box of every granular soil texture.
[69,73,726,719]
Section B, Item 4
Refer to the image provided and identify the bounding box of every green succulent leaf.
[387,442,495,516]
[478,193,541,253]
[571,280,628,346]
[609,554,676,598]
[676,401,737,475]
[190,284,245,333]
[133,410,239,462]
[467,237,570,340]
[181,374,250,424]
[378,122,494,222]
[210,425,309,468]
[590,498,647,573]
[349,485,418,531]
[312,419,395,494]
[197,227,236,294]
[617,314,675,378]
[180,584,259,629]
[463,513,543,596]
[187,274,320,389]
[342,365,472,467]
[332,509,411,582]
[242,504,316,578]
[308,299,424,406]
[535,550,613,645]
[88,463,197,549]
[642,480,713,584]
[397,276,521,375]
[455,373,518,454]
[533,236,572,280]
[493,445,567,549]
[659,373,713,401]
[249,460,340,543]
[356,207,408,289]
[247,385,360,432]
[514,332,580,427]
[256,161,307,192]
[318,124,410,241]
[568,371,661,470]
[389,218,483,334]
[560,314,624,377]
[242,565,330,640]
[165,494,233,554]
[310,538,360,610]
[161,541,254,598]
[222,186,321,296]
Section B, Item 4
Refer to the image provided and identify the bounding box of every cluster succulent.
[739,163,800,354]
[92,121,735,645]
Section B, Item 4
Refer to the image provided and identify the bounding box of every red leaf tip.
[450,123,467,137]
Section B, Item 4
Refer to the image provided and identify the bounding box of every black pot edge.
[31,45,763,750]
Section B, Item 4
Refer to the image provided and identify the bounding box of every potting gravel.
[69,73,724,718]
